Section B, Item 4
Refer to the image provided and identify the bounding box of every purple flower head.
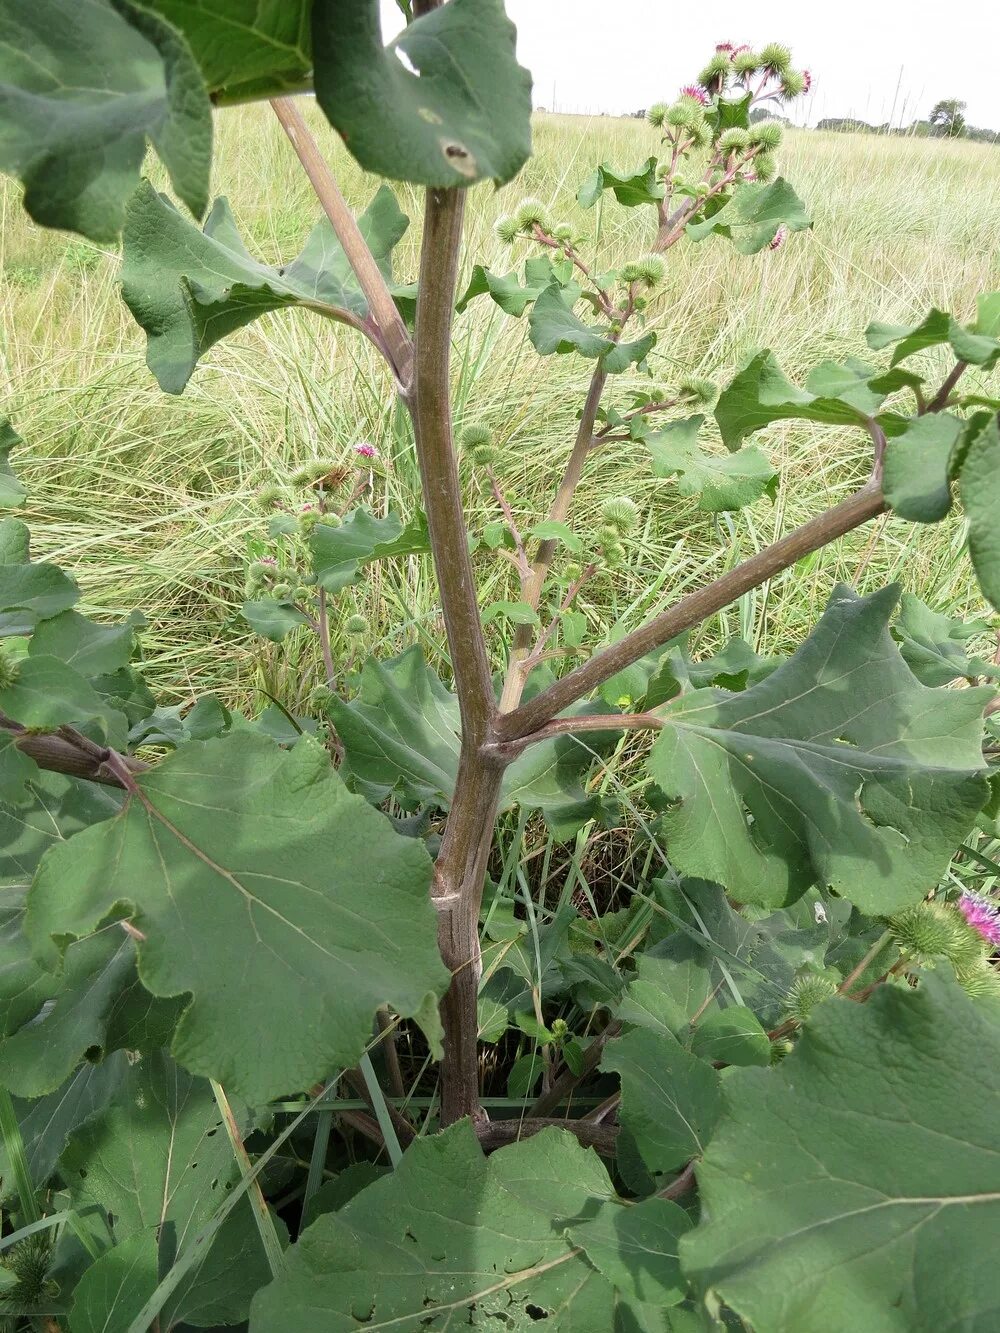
[958,891,1000,947]
[802,69,813,93]
[355,442,377,459]
[260,556,277,567]
[715,42,736,54]
[768,225,789,251]
[731,44,752,56]
[300,503,316,513]
[681,85,709,106]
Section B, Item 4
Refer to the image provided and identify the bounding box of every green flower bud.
[602,541,626,568]
[679,375,718,405]
[601,496,639,533]
[597,522,621,547]
[782,972,837,1023]
[550,1017,569,1041]
[291,462,333,487]
[495,214,521,245]
[344,613,368,636]
[688,118,711,149]
[460,423,492,450]
[954,960,1000,1000]
[621,254,665,289]
[256,483,284,511]
[562,561,583,583]
[469,442,501,467]
[759,43,793,75]
[749,120,784,150]
[298,511,320,535]
[698,52,732,87]
[552,223,575,244]
[733,50,760,76]
[718,127,751,154]
[310,684,334,710]
[666,101,695,129]
[647,102,668,128]
[271,582,293,600]
[752,152,777,182]
[695,180,711,198]
[300,571,318,586]
[780,69,807,98]
[890,901,971,966]
[249,559,276,581]
[770,1037,795,1062]
[0,647,20,689]
[515,197,551,234]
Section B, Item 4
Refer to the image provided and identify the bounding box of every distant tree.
[929,98,967,137]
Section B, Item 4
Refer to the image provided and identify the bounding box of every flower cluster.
[957,890,1000,947]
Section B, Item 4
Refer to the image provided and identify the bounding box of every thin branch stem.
[923,360,968,414]
[498,483,886,742]
[519,562,597,675]
[499,365,610,711]
[490,711,663,761]
[317,589,336,688]
[269,98,414,390]
[486,466,531,583]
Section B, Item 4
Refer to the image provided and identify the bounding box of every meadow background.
[1,106,998,720]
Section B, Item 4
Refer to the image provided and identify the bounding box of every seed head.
[680,375,718,405]
[256,483,284,511]
[954,959,1000,1000]
[753,152,777,182]
[780,69,807,98]
[759,42,793,75]
[515,197,551,234]
[495,213,521,245]
[733,49,760,76]
[601,496,640,533]
[620,254,665,289]
[647,102,669,128]
[344,613,368,636]
[749,120,784,150]
[782,972,838,1022]
[680,84,709,106]
[890,900,981,967]
[718,127,751,154]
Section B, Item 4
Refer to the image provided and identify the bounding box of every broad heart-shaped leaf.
[529,283,656,372]
[28,608,141,677]
[894,593,998,688]
[251,1123,624,1330]
[0,554,80,635]
[0,770,121,883]
[882,411,962,522]
[328,647,619,837]
[121,180,408,393]
[0,655,117,730]
[141,0,311,101]
[959,411,1000,613]
[0,884,175,1097]
[25,732,446,1104]
[681,972,1000,1333]
[0,0,211,242]
[569,1195,692,1308]
[63,1051,275,1331]
[312,0,532,187]
[715,351,885,449]
[867,292,1000,370]
[604,1023,722,1179]
[241,598,310,643]
[648,585,992,911]
[645,414,778,512]
[456,255,575,317]
[0,420,26,509]
[577,156,665,209]
[309,507,430,594]
[686,178,811,254]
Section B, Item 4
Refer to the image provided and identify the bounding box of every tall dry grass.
[0,107,997,709]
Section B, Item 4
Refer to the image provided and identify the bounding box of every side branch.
[2,716,146,788]
[270,98,414,390]
[497,483,887,741]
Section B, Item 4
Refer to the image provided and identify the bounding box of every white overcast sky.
[380,1,1000,131]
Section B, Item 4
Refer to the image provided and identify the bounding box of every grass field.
[1,107,998,714]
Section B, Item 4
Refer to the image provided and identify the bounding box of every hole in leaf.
[525,1305,549,1320]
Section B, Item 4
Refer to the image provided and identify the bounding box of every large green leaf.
[251,1123,627,1330]
[312,0,532,187]
[0,0,211,242]
[28,609,141,677]
[894,594,997,688]
[686,179,811,254]
[309,507,430,594]
[529,283,655,372]
[569,1194,692,1308]
[141,0,311,100]
[456,255,572,317]
[959,411,1000,612]
[0,770,121,882]
[577,156,665,210]
[647,585,992,911]
[25,732,445,1103]
[0,420,26,509]
[121,180,408,393]
[63,1051,274,1331]
[682,972,1000,1333]
[867,293,1000,370]
[645,415,778,512]
[882,411,962,522]
[328,647,619,836]
[715,352,884,449]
